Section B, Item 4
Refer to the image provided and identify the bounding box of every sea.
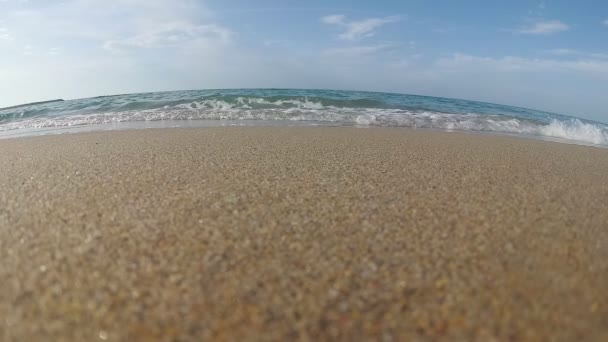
[1,89,607,146]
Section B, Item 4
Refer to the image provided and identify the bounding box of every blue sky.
[0,0,607,122]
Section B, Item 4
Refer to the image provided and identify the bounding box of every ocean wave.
[539,119,608,146]
[174,96,389,111]
[2,106,606,146]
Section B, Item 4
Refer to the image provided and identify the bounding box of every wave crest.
[540,119,608,146]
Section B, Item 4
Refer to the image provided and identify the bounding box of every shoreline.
[1,120,607,149]
[2,127,608,340]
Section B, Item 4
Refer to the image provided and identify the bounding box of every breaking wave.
[1,90,607,146]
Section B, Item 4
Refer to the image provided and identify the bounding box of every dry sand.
[1,127,607,341]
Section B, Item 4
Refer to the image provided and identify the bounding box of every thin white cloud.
[3,0,222,47]
[48,47,60,56]
[543,49,608,59]
[603,18,608,27]
[0,27,13,41]
[323,44,393,57]
[546,48,580,56]
[437,53,608,74]
[527,1,547,16]
[322,14,400,40]
[517,20,569,35]
[104,22,232,52]
[321,15,346,25]
[262,39,292,48]
[0,0,234,107]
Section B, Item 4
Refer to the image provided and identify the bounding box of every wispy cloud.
[262,39,291,47]
[95,1,232,54]
[323,44,394,57]
[543,48,608,59]
[437,53,608,74]
[0,19,12,41]
[517,20,569,35]
[104,23,232,52]
[527,1,547,16]
[0,0,235,107]
[3,0,222,47]
[603,18,608,27]
[321,14,400,40]
[546,48,580,56]
[0,27,13,41]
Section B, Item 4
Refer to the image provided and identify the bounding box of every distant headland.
[0,99,64,111]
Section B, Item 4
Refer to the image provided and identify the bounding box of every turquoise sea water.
[1,89,607,146]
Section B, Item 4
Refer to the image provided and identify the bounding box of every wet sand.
[1,127,607,341]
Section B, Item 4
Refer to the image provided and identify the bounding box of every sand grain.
[1,127,607,341]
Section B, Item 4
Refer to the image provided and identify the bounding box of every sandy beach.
[1,127,607,341]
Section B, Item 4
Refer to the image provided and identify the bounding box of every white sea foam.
[356,114,377,125]
[539,119,608,146]
[177,97,327,111]
[1,105,607,146]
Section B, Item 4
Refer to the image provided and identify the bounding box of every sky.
[0,0,607,122]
